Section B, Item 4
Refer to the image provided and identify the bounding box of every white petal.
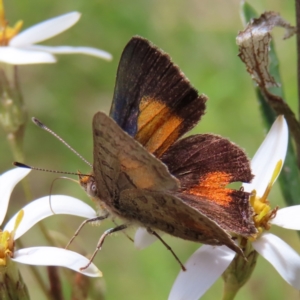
[252,233,300,289]
[0,168,31,226]
[10,12,81,47]
[0,47,56,64]
[134,227,158,249]
[168,245,235,300]
[13,247,102,277]
[271,206,300,230]
[4,195,97,239]
[26,45,112,61]
[243,116,288,197]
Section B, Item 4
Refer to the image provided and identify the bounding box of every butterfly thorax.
[78,170,133,219]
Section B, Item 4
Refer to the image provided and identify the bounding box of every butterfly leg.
[112,219,134,242]
[80,224,128,271]
[147,228,186,271]
[66,213,110,249]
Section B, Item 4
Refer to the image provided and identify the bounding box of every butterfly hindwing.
[110,36,207,157]
[118,189,243,255]
[161,134,256,236]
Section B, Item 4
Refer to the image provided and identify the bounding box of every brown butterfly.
[78,36,256,267]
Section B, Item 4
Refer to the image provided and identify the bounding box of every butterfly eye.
[90,183,98,197]
[91,183,97,192]
[86,181,97,197]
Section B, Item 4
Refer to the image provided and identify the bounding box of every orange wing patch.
[135,97,183,157]
[187,171,233,207]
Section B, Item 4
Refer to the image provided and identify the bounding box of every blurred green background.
[1,0,299,299]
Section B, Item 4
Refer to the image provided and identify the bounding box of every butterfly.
[79,36,257,264]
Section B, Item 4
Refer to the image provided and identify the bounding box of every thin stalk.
[296,0,300,120]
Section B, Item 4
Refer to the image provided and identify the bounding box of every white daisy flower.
[0,0,111,65]
[168,116,300,300]
[0,167,101,277]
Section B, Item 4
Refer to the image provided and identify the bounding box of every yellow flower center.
[249,160,282,238]
[0,0,23,46]
[0,210,24,266]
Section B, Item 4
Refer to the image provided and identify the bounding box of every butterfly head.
[78,171,98,198]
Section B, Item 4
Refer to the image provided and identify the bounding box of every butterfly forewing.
[93,111,179,203]
[110,36,207,157]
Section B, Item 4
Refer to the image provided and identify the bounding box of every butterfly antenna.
[13,162,93,177]
[32,117,92,167]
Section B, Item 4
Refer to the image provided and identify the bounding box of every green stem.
[222,282,238,300]
[295,0,300,120]
[6,130,32,200]
[0,65,63,298]
[0,257,30,300]
[222,238,258,299]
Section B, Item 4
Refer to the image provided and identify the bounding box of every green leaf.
[241,2,300,207]
[241,2,257,23]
